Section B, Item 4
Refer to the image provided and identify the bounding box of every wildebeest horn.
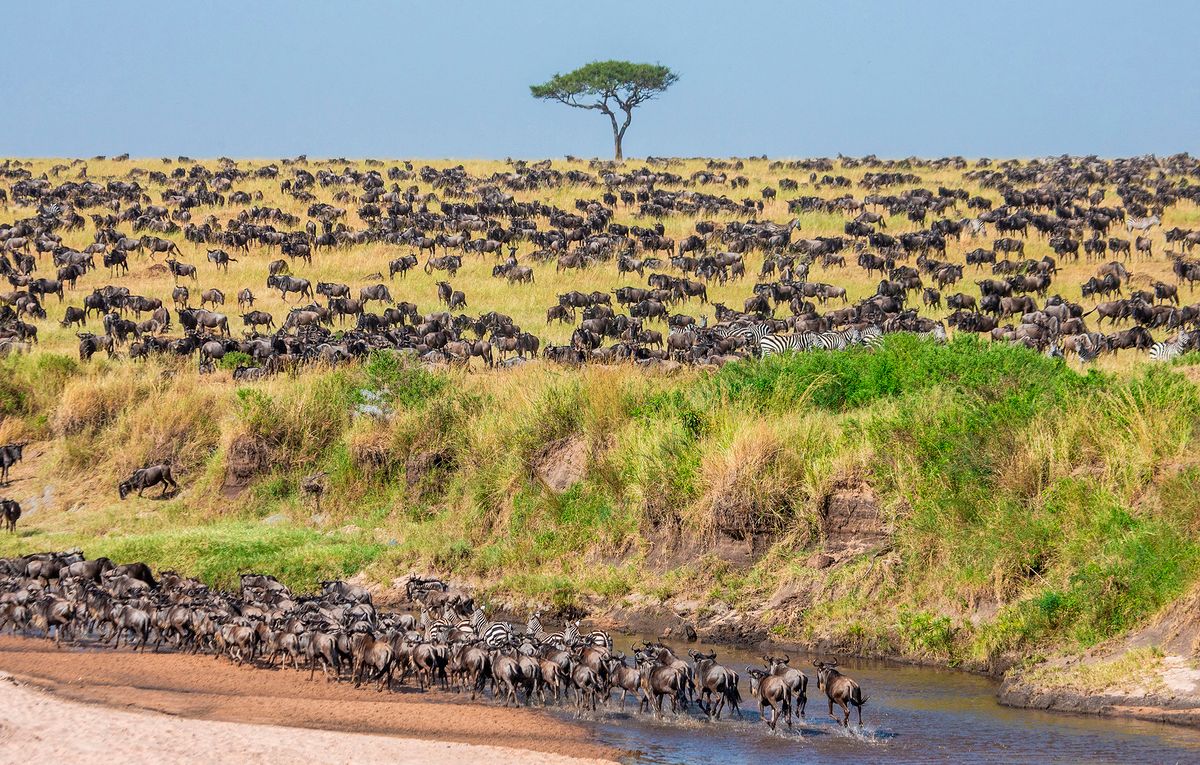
[782,654,790,663]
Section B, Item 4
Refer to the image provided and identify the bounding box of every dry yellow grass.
[2,155,1197,374]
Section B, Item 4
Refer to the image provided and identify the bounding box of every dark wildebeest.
[689,650,742,720]
[200,288,225,308]
[746,668,792,731]
[237,288,255,310]
[242,311,275,331]
[165,258,198,281]
[813,660,867,727]
[142,236,183,259]
[0,498,19,533]
[266,275,313,301]
[61,306,87,328]
[206,248,238,272]
[118,464,178,499]
[0,443,25,486]
[359,284,392,305]
[389,255,418,279]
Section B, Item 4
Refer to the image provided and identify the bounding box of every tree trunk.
[613,130,623,160]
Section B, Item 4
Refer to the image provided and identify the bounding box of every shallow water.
[571,637,1200,765]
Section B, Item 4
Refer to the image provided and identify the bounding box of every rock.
[708,600,732,615]
[767,579,808,610]
[532,436,588,494]
[807,553,836,569]
[682,624,698,642]
[671,598,701,616]
[262,513,288,526]
[223,434,269,497]
[821,481,889,555]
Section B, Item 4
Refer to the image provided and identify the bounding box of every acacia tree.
[530,60,678,161]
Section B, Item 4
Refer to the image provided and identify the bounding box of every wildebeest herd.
[2,153,1200,372]
[0,552,868,730]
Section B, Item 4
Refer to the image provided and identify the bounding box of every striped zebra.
[809,327,863,351]
[861,325,885,349]
[584,629,613,650]
[716,322,774,351]
[526,610,546,641]
[1126,214,1161,233]
[539,619,581,647]
[471,607,514,649]
[917,323,948,344]
[759,327,867,357]
[1150,331,1192,362]
[758,333,818,357]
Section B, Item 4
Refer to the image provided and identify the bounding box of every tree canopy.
[530,60,678,160]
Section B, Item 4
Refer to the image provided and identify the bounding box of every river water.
[569,637,1200,765]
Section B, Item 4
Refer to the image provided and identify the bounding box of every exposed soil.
[533,435,589,494]
[999,580,1200,726]
[0,636,618,762]
[221,433,270,497]
[820,480,889,556]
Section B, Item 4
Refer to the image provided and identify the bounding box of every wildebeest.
[206,248,238,271]
[813,660,867,727]
[0,499,19,533]
[118,463,178,499]
[267,274,314,301]
[165,258,198,281]
[0,443,25,486]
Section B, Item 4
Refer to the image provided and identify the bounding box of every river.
[569,637,1200,765]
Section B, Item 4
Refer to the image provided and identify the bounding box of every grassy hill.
[3,335,1198,675]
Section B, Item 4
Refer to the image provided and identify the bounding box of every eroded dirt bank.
[0,636,618,764]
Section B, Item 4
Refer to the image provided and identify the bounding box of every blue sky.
[2,1,1197,158]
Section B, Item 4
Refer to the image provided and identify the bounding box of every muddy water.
[572,638,1200,765]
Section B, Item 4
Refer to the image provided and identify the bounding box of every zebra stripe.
[527,611,544,640]
[716,322,774,349]
[585,630,612,649]
[758,333,817,357]
[861,325,885,349]
[1151,331,1192,362]
[484,623,513,649]
[470,608,487,636]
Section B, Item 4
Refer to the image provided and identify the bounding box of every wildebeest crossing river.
[578,637,1200,765]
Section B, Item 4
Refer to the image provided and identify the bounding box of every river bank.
[0,636,618,764]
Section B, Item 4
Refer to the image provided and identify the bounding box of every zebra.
[1126,214,1161,233]
[809,327,863,351]
[861,325,885,349]
[758,333,818,357]
[538,619,581,647]
[526,610,546,641]
[584,629,613,650]
[471,607,514,649]
[715,322,774,351]
[1150,331,1192,362]
[917,323,948,344]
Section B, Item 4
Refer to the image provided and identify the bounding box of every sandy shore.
[0,673,611,765]
[0,637,618,764]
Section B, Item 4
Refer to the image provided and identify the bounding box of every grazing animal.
[813,660,867,727]
[0,444,25,486]
[118,463,178,499]
[0,499,19,533]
